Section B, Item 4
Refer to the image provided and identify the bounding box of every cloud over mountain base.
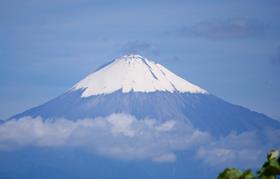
[0,114,279,166]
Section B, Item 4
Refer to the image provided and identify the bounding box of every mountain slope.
[10,54,280,136]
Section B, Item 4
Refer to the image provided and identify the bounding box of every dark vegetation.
[218,149,280,179]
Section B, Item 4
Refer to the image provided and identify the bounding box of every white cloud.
[0,114,210,161]
[155,120,176,132]
[196,130,280,167]
[152,153,177,163]
[0,114,279,167]
[107,114,135,137]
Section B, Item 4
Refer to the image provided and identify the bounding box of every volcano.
[2,54,280,179]
[10,54,280,136]
[0,55,280,179]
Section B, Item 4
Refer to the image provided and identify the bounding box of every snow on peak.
[72,54,207,97]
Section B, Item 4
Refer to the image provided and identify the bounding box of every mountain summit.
[72,54,207,97]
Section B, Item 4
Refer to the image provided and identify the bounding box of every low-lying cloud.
[197,128,280,167]
[0,114,209,162]
[0,114,279,166]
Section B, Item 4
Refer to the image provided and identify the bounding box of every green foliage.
[218,168,255,179]
[217,149,280,179]
[240,169,255,179]
[258,158,280,179]
[218,168,243,179]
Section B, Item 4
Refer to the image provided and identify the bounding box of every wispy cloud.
[152,153,177,163]
[0,114,209,162]
[0,114,279,166]
[120,41,158,56]
[196,128,280,167]
[177,17,266,40]
[270,46,280,66]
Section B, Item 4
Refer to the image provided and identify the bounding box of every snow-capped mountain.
[10,54,280,136]
[72,54,207,96]
[2,54,280,179]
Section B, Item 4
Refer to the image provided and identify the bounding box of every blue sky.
[1,0,280,120]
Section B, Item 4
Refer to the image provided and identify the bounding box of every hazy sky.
[1,0,280,120]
